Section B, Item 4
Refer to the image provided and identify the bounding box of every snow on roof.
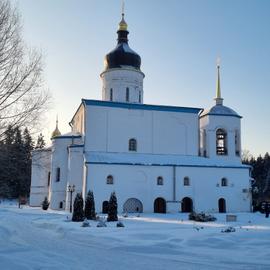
[53,131,82,139]
[85,152,249,169]
[200,105,241,118]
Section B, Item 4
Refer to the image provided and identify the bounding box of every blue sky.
[13,0,270,157]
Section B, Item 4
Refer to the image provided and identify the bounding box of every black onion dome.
[104,17,141,71]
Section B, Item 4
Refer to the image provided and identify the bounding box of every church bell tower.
[100,11,145,103]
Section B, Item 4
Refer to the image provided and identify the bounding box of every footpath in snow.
[0,202,270,270]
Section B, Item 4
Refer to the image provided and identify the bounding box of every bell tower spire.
[214,58,223,105]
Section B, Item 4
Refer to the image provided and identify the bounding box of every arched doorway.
[102,201,109,214]
[218,198,226,213]
[154,197,166,213]
[181,197,193,212]
[123,198,143,213]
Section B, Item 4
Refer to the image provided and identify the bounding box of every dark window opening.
[126,87,129,102]
[184,177,190,186]
[56,167,60,182]
[157,176,163,185]
[221,178,228,187]
[106,175,113,185]
[235,130,240,156]
[47,172,51,186]
[129,138,137,151]
[59,201,63,209]
[110,88,113,101]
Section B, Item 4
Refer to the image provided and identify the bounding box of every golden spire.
[118,1,128,31]
[51,115,61,138]
[215,58,223,105]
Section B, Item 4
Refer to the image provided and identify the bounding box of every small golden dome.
[51,117,61,138]
[118,13,128,31]
[51,127,61,138]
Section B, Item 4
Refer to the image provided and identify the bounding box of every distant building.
[30,12,251,213]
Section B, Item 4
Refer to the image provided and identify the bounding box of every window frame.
[183,177,190,186]
[47,171,51,186]
[129,138,137,152]
[221,178,228,187]
[157,176,164,186]
[110,88,113,101]
[56,167,60,182]
[106,175,114,185]
[126,87,129,102]
[216,128,228,155]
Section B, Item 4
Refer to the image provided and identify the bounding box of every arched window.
[235,130,240,156]
[59,201,63,209]
[106,175,113,185]
[139,91,141,103]
[157,176,163,185]
[216,129,227,155]
[184,177,190,186]
[129,138,137,151]
[56,167,60,182]
[110,88,113,101]
[126,87,129,102]
[221,178,228,187]
[47,172,51,186]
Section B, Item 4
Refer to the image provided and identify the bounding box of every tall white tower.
[100,12,145,103]
[199,62,242,162]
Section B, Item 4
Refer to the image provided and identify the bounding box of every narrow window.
[59,201,63,209]
[157,176,163,185]
[235,130,240,156]
[129,138,137,151]
[126,87,129,102]
[221,178,228,187]
[56,167,60,182]
[216,129,227,155]
[106,175,113,185]
[47,172,51,186]
[184,177,190,186]
[139,91,141,103]
[203,129,207,157]
[110,88,113,101]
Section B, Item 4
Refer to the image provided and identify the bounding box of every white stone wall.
[100,68,144,103]
[86,163,251,213]
[65,146,84,211]
[85,105,199,155]
[29,149,51,207]
[70,104,85,134]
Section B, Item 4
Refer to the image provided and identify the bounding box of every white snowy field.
[0,203,270,270]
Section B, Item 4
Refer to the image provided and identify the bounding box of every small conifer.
[107,192,118,222]
[84,190,96,220]
[72,193,84,222]
[42,196,49,210]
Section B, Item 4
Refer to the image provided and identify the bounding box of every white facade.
[29,14,251,214]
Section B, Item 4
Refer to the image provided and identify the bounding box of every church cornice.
[81,99,203,114]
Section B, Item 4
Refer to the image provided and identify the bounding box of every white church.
[30,12,251,214]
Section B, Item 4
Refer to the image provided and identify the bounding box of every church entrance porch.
[218,198,226,213]
[102,201,109,214]
[154,197,166,213]
[181,197,193,212]
[123,198,143,213]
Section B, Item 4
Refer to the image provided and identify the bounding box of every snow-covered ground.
[1,202,270,270]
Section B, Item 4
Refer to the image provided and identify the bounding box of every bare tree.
[0,0,50,140]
